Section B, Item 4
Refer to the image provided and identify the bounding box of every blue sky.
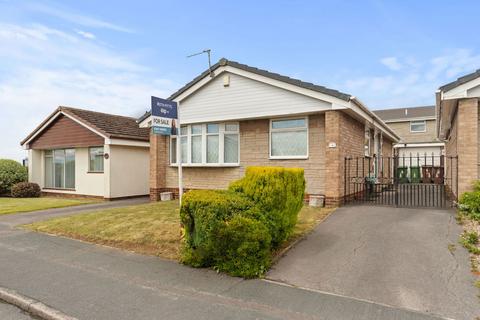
[1,0,480,160]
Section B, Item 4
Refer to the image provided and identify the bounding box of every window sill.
[170,163,240,168]
[87,171,104,174]
[43,187,76,191]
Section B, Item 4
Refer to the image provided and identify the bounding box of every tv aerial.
[187,49,214,77]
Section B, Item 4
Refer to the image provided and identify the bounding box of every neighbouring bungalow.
[373,105,444,164]
[139,58,400,206]
[437,69,480,197]
[21,107,150,199]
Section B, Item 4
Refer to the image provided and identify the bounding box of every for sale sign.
[150,96,178,135]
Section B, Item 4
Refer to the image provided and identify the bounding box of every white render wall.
[108,145,149,198]
[179,72,332,124]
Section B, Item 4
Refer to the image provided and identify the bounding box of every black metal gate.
[344,155,458,208]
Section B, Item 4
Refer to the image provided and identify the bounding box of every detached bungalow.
[140,58,400,205]
[437,69,480,197]
[21,107,150,199]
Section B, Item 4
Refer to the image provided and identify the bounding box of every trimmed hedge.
[180,167,305,278]
[11,182,41,198]
[229,166,305,247]
[0,159,28,195]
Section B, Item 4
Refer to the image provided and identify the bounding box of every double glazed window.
[171,122,239,165]
[89,147,104,172]
[410,120,426,133]
[45,149,75,189]
[270,117,308,158]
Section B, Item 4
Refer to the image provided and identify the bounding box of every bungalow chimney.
[405,109,408,116]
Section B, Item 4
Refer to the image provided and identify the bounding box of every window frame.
[269,116,309,160]
[44,148,76,190]
[410,120,426,133]
[88,146,105,173]
[170,122,240,167]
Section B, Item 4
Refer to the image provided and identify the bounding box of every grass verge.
[0,197,99,215]
[24,201,335,262]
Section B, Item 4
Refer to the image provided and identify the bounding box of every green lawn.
[0,197,100,215]
[25,201,335,261]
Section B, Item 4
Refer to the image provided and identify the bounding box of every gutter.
[350,97,401,142]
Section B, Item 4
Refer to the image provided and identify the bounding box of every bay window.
[45,149,75,189]
[171,122,239,165]
[270,117,308,159]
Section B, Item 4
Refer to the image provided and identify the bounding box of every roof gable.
[29,114,104,149]
[22,107,150,146]
[439,69,480,92]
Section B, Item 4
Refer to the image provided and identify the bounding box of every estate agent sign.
[151,96,178,135]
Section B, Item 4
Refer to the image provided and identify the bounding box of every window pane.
[207,135,219,163]
[207,123,219,134]
[271,130,307,156]
[225,123,238,132]
[224,134,238,163]
[65,149,75,189]
[180,126,187,136]
[191,135,202,163]
[191,124,202,135]
[181,136,187,163]
[54,150,65,188]
[272,118,306,129]
[45,153,53,188]
[171,138,177,163]
[411,122,425,132]
[89,147,104,172]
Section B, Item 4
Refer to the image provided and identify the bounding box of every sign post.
[150,96,183,203]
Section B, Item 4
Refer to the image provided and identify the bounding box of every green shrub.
[11,182,40,198]
[215,215,271,278]
[0,159,27,195]
[229,167,305,247]
[180,167,305,278]
[180,189,260,267]
[459,185,480,221]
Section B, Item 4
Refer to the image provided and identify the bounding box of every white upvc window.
[410,120,426,133]
[170,122,240,166]
[269,117,308,159]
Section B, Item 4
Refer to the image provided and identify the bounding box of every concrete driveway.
[267,206,480,320]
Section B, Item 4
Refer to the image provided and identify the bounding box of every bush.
[459,231,480,254]
[458,185,480,221]
[0,159,28,195]
[180,189,261,267]
[229,167,305,247]
[11,182,41,198]
[180,167,305,278]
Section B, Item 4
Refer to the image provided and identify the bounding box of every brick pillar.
[149,133,168,201]
[457,98,479,195]
[325,111,343,206]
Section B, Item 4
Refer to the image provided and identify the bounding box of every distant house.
[140,58,400,206]
[437,69,480,196]
[21,107,150,199]
[374,106,444,160]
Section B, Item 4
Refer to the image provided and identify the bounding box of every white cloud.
[75,29,95,39]
[0,23,176,161]
[26,3,133,33]
[380,56,402,71]
[340,49,480,109]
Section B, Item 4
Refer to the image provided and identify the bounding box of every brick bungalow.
[21,107,151,199]
[140,59,400,206]
[437,69,480,197]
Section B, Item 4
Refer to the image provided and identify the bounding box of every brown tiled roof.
[21,106,150,145]
[373,105,435,121]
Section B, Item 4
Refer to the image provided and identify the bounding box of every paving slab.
[267,205,480,320]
